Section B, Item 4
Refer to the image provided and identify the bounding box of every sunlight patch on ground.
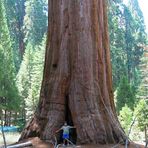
[0,132,20,146]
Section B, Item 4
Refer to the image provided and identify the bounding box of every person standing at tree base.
[56,122,75,146]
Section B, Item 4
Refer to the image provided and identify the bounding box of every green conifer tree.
[0,0,21,118]
[116,76,136,113]
[23,0,47,46]
[4,0,25,69]
[108,0,147,90]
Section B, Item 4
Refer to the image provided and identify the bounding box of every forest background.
[0,0,148,144]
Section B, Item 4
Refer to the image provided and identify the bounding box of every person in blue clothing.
[56,122,75,146]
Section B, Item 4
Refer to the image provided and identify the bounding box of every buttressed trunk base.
[20,0,126,144]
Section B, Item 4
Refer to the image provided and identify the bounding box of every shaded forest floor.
[6,137,145,148]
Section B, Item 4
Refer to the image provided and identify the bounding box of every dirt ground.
[5,137,145,148]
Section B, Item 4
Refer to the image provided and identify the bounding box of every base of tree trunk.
[15,137,145,148]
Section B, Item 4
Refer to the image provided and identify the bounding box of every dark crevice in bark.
[52,64,57,68]
[112,129,119,143]
[27,130,40,138]
[65,95,77,144]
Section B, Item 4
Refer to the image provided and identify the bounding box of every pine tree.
[23,0,47,46]
[136,47,148,140]
[116,76,136,113]
[16,0,48,121]
[134,99,148,141]
[17,39,45,120]
[0,0,21,120]
[108,1,127,88]
[138,47,148,100]
[4,0,25,69]
[108,0,147,90]
[123,0,147,85]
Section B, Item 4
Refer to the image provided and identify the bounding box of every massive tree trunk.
[20,0,126,144]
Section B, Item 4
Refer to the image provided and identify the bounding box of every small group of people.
[56,122,76,146]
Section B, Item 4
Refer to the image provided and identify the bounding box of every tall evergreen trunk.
[8,111,12,126]
[4,110,7,126]
[20,0,126,144]
[16,0,25,57]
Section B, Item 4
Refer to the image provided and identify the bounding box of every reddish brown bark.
[20,0,126,144]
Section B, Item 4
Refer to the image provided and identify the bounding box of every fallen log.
[2,141,32,148]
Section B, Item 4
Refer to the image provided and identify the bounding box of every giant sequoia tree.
[20,0,126,144]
